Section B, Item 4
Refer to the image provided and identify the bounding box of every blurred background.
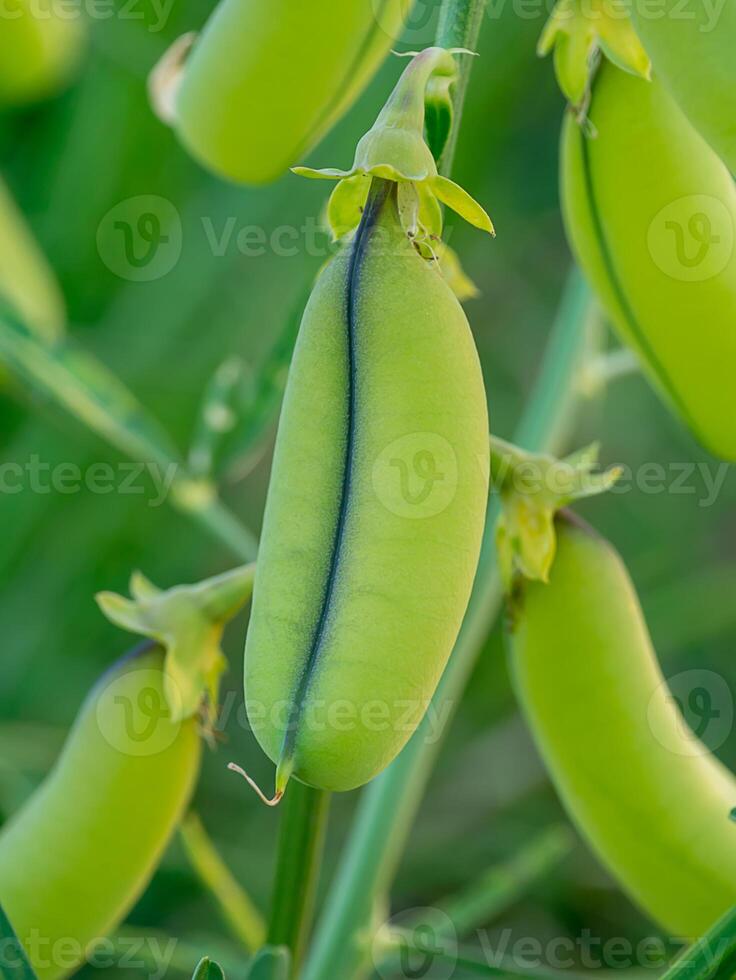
[1,0,735,976]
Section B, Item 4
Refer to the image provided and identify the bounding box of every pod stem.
[227,763,284,808]
[434,0,490,174]
[267,783,331,979]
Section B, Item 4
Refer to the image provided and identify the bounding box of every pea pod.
[243,178,489,796]
[562,61,736,459]
[510,516,736,936]
[0,0,84,105]
[0,645,201,980]
[628,0,736,173]
[151,0,411,185]
[0,176,65,343]
[240,49,492,799]
[0,566,254,979]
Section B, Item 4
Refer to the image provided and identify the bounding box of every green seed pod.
[510,517,736,936]
[628,0,736,173]
[562,62,736,459]
[0,645,201,980]
[242,178,490,797]
[150,0,411,185]
[0,176,65,343]
[0,0,84,106]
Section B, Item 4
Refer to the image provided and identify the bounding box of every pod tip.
[227,762,283,807]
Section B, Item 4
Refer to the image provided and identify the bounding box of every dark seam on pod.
[277,178,392,775]
[578,74,700,438]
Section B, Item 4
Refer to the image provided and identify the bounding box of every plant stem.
[436,0,490,175]
[301,269,593,980]
[267,783,331,977]
[179,812,267,954]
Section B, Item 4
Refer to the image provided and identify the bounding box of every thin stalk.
[436,0,490,175]
[301,269,593,980]
[179,812,267,954]
[267,783,331,978]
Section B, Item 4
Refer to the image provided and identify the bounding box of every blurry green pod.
[0,176,65,343]
[628,0,736,173]
[0,645,201,980]
[239,49,492,799]
[0,0,85,106]
[0,566,254,979]
[150,0,412,185]
[561,61,736,459]
[510,516,736,936]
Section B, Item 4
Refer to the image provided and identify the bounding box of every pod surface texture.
[511,519,736,935]
[245,183,490,792]
[629,0,736,174]
[176,0,408,184]
[562,63,736,459]
[0,647,201,979]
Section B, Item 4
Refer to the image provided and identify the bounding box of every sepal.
[491,436,621,589]
[293,47,493,242]
[97,564,255,723]
[539,0,650,109]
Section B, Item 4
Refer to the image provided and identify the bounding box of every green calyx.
[97,564,255,724]
[491,437,621,590]
[539,0,650,109]
[294,47,494,245]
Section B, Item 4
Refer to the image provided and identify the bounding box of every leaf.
[191,957,226,980]
[245,947,290,980]
[0,902,38,980]
[0,302,180,469]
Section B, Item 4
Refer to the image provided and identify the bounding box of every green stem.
[436,0,490,175]
[179,812,267,954]
[301,269,593,980]
[267,783,331,977]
